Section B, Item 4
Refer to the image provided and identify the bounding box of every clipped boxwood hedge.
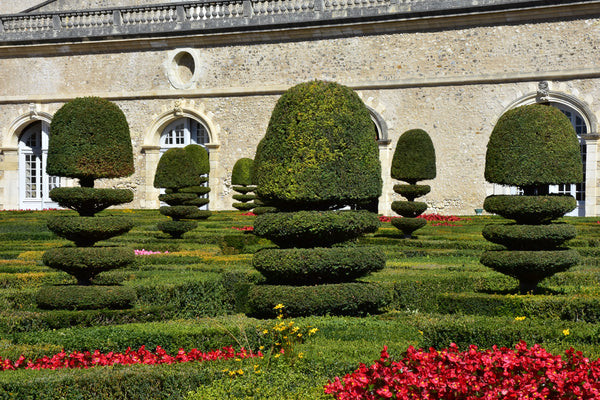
[483,195,576,224]
[159,206,202,221]
[390,217,427,237]
[49,187,133,217]
[156,220,198,239]
[391,201,428,218]
[253,210,379,248]
[390,129,436,185]
[252,247,385,285]
[36,285,137,310]
[47,97,134,187]
[482,223,577,250]
[42,247,134,285]
[437,292,600,323]
[484,103,582,188]
[393,184,430,201]
[245,282,390,318]
[480,249,580,288]
[158,193,198,206]
[47,216,134,247]
[253,80,381,209]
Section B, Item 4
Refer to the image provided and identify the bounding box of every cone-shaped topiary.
[154,144,211,238]
[481,103,583,294]
[231,158,256,211]
[248,81,387,318]
[41,97,136,310]
[390,129,436,238]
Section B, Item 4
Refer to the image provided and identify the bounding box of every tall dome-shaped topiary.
[247,81,388,318]
[37,97,137,310]
[390,129,436,238]
[231,158,256,211]
[153,144,211,238]
[481,103,583,294]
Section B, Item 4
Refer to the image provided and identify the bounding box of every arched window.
[549,103,587,216]
[18,121,60,209]
[159,117,211,209]
[160,118,210,150]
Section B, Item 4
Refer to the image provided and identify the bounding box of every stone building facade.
[0,0,599,215]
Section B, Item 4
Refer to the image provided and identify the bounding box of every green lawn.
[0,210,599,399]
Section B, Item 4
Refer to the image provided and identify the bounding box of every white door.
[19,121,60,210]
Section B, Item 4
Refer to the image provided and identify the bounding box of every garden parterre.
[0,210,599,398]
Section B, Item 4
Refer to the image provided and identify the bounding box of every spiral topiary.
[390,129,436,238]
[154,144,211,238]
[231,158,256,211]
[481,103,583,294]
[41,97,136,310]
[247,80,387,318]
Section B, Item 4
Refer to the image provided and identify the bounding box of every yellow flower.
[274,353,281,358]
[237,369,244,375]
[418,330,424,335]
[563,329,570,336]
[259,346,264,350]
[274,304,285,310]
[298,352,304,358]
[515,316,526,321]
[309,328,318,335]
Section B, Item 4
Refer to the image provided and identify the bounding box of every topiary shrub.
[481,103,583,294]
[390,129,436,238]
[41,97,136,310]
[249,80,386,318]
[47,97,134,188]
[153,144,211,238]
[231,158,256,211]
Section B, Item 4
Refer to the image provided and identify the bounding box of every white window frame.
[18,121,61,210]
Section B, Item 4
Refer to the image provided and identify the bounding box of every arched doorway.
[159,117,211,209]
[18,121,60,209]
[494,87,597,217]
[549,103,587,216]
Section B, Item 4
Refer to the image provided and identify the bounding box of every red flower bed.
[0,345,260,371]
[231,226,254,231]
[379,214,464,226]
[325,341,600,399]
[241,212,256,216]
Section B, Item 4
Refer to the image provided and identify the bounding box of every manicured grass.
[0,210,599,398]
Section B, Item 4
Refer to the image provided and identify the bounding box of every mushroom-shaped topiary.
[231,158,256,211]
[154,144,211,238]
[390,129,436,238]
[40,97,136,310]
[247,81,387,318]
[481,103,583,294]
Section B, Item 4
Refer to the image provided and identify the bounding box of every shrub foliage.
[154,144,211,237]
[47,97,134,188]
[390,129,436,238]
[231,158,256,211]
[481,103,583,294]
[250,80,385,318]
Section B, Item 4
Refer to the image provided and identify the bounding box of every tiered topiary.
[231,158,256,211]
[390,129,437,238]
[153,144,211,238]
[247,80,388,318]
[37,97,137,310]
[480,103,583,294]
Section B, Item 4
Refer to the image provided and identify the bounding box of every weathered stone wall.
[0,0,45,14]
[1,8,598,215]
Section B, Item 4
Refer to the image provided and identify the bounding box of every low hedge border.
[483,195,576,224]
[437,292,600,323]
[253,210,380,248]
[36,285,137,310]
[245,282,391,318]
[252,247,385,285]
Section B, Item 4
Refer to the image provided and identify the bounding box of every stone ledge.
[0,0,596,45]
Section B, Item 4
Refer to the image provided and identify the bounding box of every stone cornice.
[0,0,598,53]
